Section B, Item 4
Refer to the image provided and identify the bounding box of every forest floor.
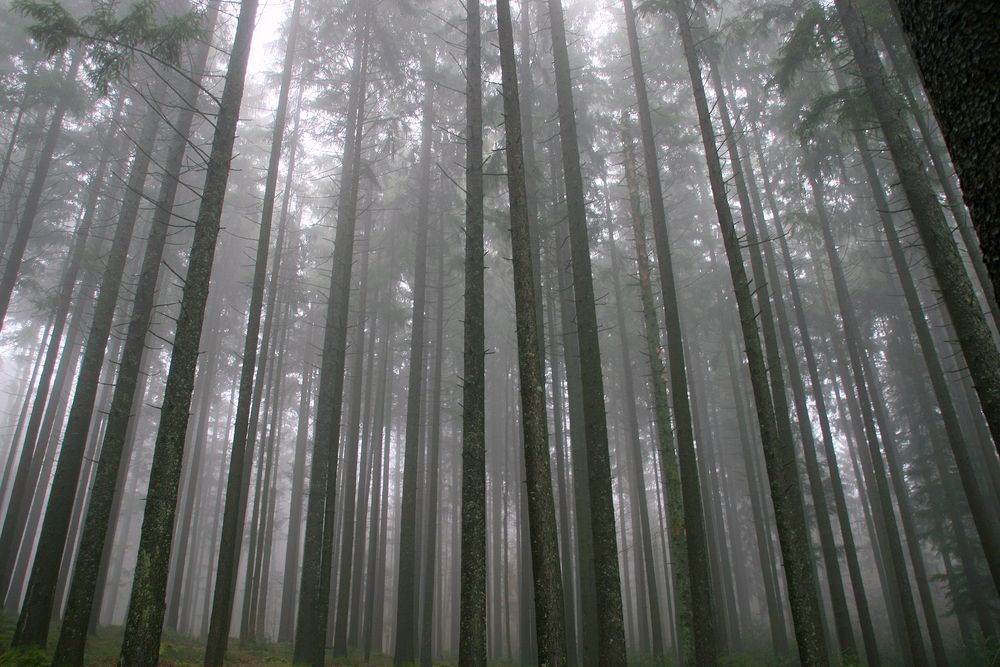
[0,611,402,666]
[0,611,996,667]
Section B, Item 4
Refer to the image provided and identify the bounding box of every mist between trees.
[0,0,996,665]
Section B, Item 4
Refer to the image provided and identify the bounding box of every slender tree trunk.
[669,2,828,663]
[333,221,373,656]
[117,0,259,660]
[806,156,929,667]
[418,216,446,667]
[363,319,394,659]
[850,127,1000,599]
[546,0,626,658]
[50,5,222,655]
[204,0,300,656]
[13,93,164,648]
[277,300,313,643]
[292,10,369,663]
[393,49,436,667]
[497,1,568,661]
[0,54,80,332]
[606,230,662,658]
[747,116,879,664]
[712,61,849,660]
[0,101,122,599]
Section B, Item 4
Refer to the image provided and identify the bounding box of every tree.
[116,0,260,660]
[292,7,370,663]
[496,0,567,661]
[545,0,627,659]
[205,0,300,659]
[667,1,828,663]
[618,1,713,660]
[458,0,486,659]
[13,82,163,649]
[833,0,1000,459]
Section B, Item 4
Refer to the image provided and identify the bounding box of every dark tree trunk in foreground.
[458,0,486,659]
[205,0,300,659]
[497,0,568,661]
[669,2,828,664]
[546,0,627,659]
[117,0,258,661]
[892,1,1000,305]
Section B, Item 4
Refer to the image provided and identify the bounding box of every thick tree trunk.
[891,1,1000,306]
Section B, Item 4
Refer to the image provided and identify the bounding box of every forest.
[0,0,996,664]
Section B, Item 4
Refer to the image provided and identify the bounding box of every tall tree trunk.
[117,0,259,660]
[497,0,568,661]
[393,50,435,667]
[668,2,828,664]
[747,116,879,664]
[50,4,222,655]
[849,125,1000,599]
[546,0,626,659]
[205,0,300,656]
[13,93,164,648]
[363,318,395,660]
[333,220,373,656]
[277,297,313,643]
[418,216,446,667]
[606,229,662,658]
[0,100,122,599]
[711,63,857,662]
[619,1,712,659]
[292,9,369,663]
[806,155,929,667]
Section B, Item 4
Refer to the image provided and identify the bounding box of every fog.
[0,0,996,664]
